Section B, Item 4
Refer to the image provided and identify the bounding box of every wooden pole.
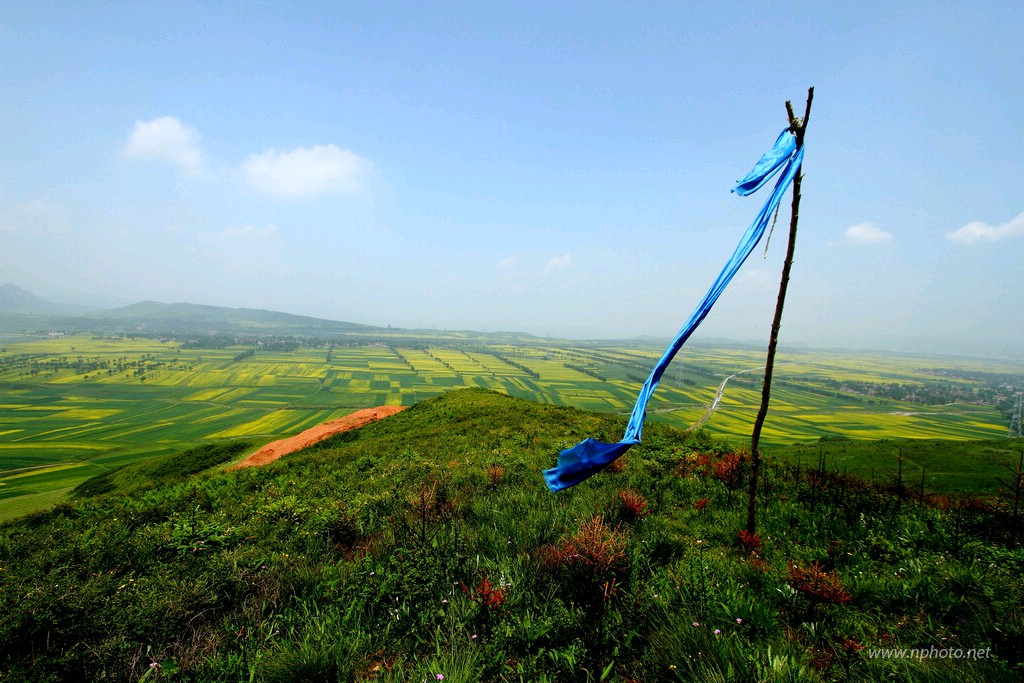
[746,87,814,535]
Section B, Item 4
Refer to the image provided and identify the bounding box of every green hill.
[104,301,380,334]
[0,299,383,336]
[1,389,1022,681]
[0,283,62,314]
[0,297,545,341]
[70,440,254,499]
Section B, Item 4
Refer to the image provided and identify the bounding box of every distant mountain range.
[0,283,66,314]
[0,283,381,337]
[2,284,1020,358]
[103,300,377,333]
[0,284,542,343]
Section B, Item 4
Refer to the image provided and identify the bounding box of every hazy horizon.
[2,280,1018,362]
[2,3,1022,355]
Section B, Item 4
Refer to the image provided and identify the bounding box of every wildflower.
[736,618,743,624]
[692,622,700,627]
[714,629,721,635]
[370,571,375,576]
[149,662,158,669]
[471,634,478,640]
[442,599,448,605]
[669,665,677,670]
[436,675,445,681]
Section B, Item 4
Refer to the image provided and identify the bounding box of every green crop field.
[1,334,1022,519]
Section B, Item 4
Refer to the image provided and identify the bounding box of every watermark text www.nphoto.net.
[868,646,991,660]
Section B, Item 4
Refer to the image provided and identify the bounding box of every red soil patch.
[230,405,407,469]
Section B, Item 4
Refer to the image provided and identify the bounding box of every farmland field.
[1,333,1022,518]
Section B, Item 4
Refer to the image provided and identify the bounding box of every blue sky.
[1,2,1021,353]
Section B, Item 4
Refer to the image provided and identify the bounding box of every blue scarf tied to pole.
[543,129,804,492]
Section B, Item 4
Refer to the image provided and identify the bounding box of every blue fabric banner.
[543,129,804,492]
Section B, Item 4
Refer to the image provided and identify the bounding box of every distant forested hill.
[0,296,382,337]
[0,283,62,314]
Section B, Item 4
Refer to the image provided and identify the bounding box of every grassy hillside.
[70,440,254,499]
[768,438,1024,497]
[3,334,1020,520]
[1,389,1021,682]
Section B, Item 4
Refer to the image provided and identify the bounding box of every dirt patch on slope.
[230,405,407,470]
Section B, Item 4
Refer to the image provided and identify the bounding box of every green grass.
[71,440,254,499]
[770,437,1024,497]
[1,389,1021,681]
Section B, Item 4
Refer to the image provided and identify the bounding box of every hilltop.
[1,389,1021,681]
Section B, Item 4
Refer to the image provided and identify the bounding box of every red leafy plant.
[540,515,628,580]
[565,516,628,574]
[788,561,852,605]
[677,450,747,490]
[462,572,509,638]
[485,463,505,489]
[713,451,746,491]
[737,529,763,555]
[617,488,649,522]
[463,574,507,609]
[605,456,627,474]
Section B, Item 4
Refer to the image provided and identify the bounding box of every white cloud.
[122,118,370,198]
[124,116,204,171]
[544,253,573,272]
[242,145,369,198]
[496,255,518,270]
[844,223,893,245]
[947,212,1024,245]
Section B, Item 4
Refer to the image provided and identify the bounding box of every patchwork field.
[1,334,1022,518]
